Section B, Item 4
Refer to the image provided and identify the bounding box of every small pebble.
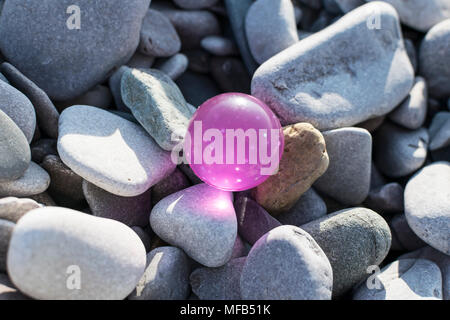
[201,36,238,56]
[0,162,50,198]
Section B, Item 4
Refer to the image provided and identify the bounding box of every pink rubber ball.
[184,93,284,191]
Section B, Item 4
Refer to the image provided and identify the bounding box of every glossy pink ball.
[184,93,284,191]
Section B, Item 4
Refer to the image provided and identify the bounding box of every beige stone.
[253,123,329,215]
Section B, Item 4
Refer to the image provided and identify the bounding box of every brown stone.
[252,123,329,215]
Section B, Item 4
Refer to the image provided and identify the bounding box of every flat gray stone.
[374,122,429,178]
[58,105,175,197]
[0,78,36,143]
[366,0,450,32]
[0,219,14,272]
[277,188,327,226]
[31,139,57,164]
[129,246,190,300]
[302,207,391,297]
[314,128,372,205]
[201,36,238,56]
[156,53,189,80]
[224,0,259,74]
[157,4,221,50]
[234,195,281,245]
[0,62,59,138]
[400,246,450,300]
[0,0,150,100]
[41,155,84,206]
[139,9,181,58]
[245,0,299,64]
[56,85,113,111]
[429,112,450,151]
[0,110,30,182]
[354,259,442,300]
[0,197,41,223]
[151,168,190,206]
[121,68,193,151]
[7,207,146,300]
[420,19,450,98]
[405,162,450,255]
[389,77,428,130]
[190,257,245,300]
[365,182,404,214]
[0,162,50,198]
[251,2,414,131]
[240,225,333,300]
[150,184,237,267]
[83,180,152,227]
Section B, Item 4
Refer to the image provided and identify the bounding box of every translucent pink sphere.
[184,93,284,191]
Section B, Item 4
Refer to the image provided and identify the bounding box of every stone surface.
[234,195,281,245]
[0,197,41,223]
[121,68,193,151]
[109,66,130,111]
[158,5,221,50]
[40,155,84,206]
[315,127,372,205]
[389,77,428,130]
[131,226,151,253]
[366,0,450,32]
[404,39,418,73]
[56,85,113,111]
[174,0,219,9]
[129,246,190,300]
[176,71,221,107]
[246,0,299,64]
[201,36,238,56]
[0,273,29,300]
[374,123,429,178]
[253,123,329,215]
[354,259,442,300]
[0,162,50,198]
[0,78,36,143]
[151,168,190,206]
[139,9,181,58]
[429,112,450,151]
[156,53,189,80]
[83,180,152,227]
[0,0,150,101]
[151,184,237,267]
[277,188,327,227]
[31,139,58,164]
[0,110,30,182]
[0,219,14,272]
[224,0,259,74]
[0,62,59,138]
[365,182,404,214]
[420,19,450,98]
[7,207,146,300]
[404,162,450,255]
[127,52,155,70]
[210,57,251,93]
[389,213,427,251]
[190,257,245,300]
[58,105,175,197]
[240,225,333,300]
[251,2,414,131]
[302,207,391,297]
[400,246,450,300]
